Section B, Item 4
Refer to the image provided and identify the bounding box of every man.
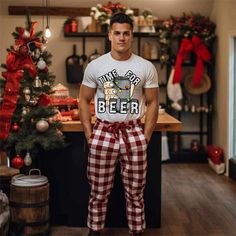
[79,12,159,236]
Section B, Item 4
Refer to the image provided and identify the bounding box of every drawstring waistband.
[107,122,131,142]
[95,119,142,156]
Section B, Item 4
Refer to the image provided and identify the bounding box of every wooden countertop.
[61,113,181,132]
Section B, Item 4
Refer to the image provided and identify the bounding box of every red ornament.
[71,109,80,121]
[42,67,48,73]
[11,155,24,169]
[12,122,20,131]
[38,93,51,106]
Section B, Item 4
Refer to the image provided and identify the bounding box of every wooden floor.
[50,163,236,236]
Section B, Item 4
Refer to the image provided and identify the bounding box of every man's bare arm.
[144,87,159,142]
[79,85,96,142]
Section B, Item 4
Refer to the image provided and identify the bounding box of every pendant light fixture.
[44,0,51,38]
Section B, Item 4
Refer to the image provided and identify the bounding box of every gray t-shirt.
[82,52,159,122]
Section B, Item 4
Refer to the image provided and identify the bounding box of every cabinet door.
[40,132,90,226]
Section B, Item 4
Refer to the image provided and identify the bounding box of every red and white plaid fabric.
[87,118,148,234]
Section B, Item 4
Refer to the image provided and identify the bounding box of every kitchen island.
[40,113,181,228]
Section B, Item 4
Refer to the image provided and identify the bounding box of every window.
[229,37,236,158]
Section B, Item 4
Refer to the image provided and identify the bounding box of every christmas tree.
[0,15,65,169]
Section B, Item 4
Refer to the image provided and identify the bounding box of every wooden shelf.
[134,32,159,37]
[64,32,107,37]
[8,6,139,17]
[64,32,160,38]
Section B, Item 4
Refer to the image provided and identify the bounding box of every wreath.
[156,13,216,65]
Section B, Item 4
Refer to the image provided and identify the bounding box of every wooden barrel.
[9,172,49,235]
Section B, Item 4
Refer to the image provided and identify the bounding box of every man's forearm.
[144,101,159,142]
[79,85,96,141]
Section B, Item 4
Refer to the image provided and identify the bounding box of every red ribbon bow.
[0,51,36,140]
[0,21,40,140]
[15,22,40,47]
[173,36,211,86]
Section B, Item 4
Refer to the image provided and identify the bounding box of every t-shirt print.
[97,69,140,114]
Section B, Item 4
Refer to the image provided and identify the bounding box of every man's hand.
[85,132,92,143]
[144,131,152,143]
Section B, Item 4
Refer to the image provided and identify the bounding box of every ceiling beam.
[8,6,139,17]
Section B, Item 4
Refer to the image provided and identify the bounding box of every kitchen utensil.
[65,44,83,83]
[88,49,101,62]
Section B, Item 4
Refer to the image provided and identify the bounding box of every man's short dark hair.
[109,12,133,30]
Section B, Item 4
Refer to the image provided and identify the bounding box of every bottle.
[71,18,78,32]
[142,42,151,59]
[150,44,158,60]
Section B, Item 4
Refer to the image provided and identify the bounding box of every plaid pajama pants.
[87,118,148,234]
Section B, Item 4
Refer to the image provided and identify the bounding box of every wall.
[0,0,214,97]
[210,0,236,173]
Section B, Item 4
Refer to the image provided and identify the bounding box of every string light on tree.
[22,107,28,116]
[23,87,31,95]
[12,122,20,132]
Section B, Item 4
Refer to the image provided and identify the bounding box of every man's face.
[108,23,133,54]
